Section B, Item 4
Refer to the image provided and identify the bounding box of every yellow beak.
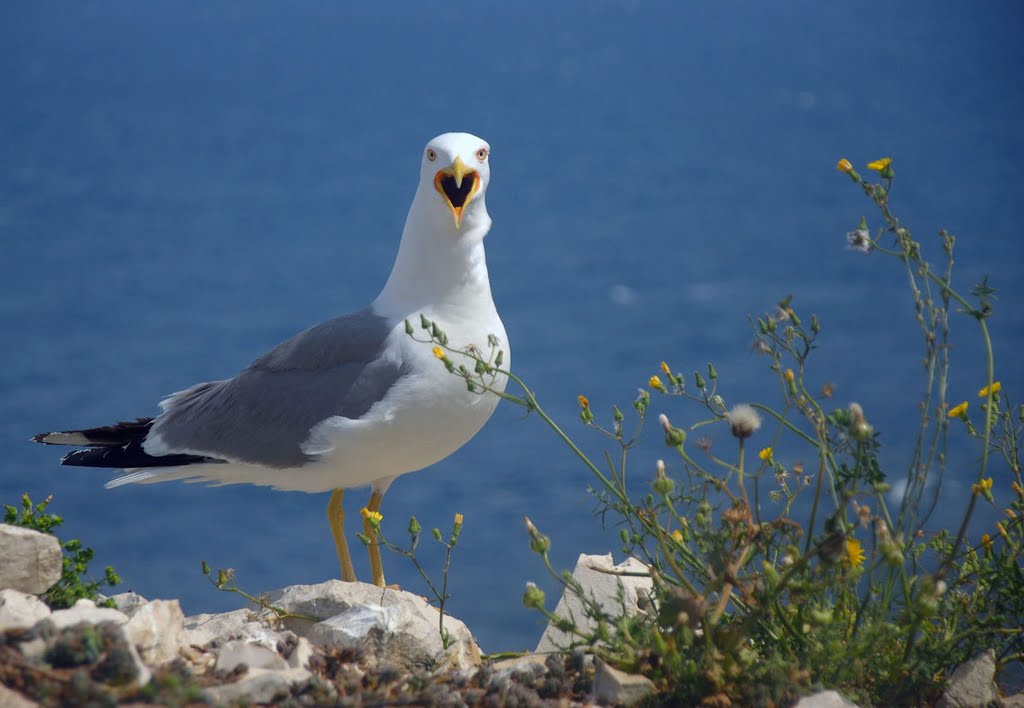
[433,156,481,229]
[451,156,470,189]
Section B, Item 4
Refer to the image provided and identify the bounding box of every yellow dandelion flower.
[997,522,1009,540]
[1012,481,1023,497]
[947,401,969,419]
[979,478,993,492]
[660,361,671,375]
[866,157,892,171]
[836,158,853,173]
[454,513,464,526]
[649,375,666,392]
[980,533,993,551]
[578,395,590,410]
[783,368,795,382]
[758,447,774,462]
[978,381,1002,397]
[671,529,684,543]
[431,346,446,359]
[1005,508,1016,519]
[360,507,383,524]
[845,538,865,568]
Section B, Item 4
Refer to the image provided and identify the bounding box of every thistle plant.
[411,157,1023,705]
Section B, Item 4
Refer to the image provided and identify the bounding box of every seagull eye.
[476,147,488,162]
[426,148,437,162]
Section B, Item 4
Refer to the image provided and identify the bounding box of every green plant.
[200,561,318,624]
[359,508,466,650]
[4,493,122,609]
[409,157,1023,705]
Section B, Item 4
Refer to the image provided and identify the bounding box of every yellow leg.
[363,489,386,587]
[327,488,357,582]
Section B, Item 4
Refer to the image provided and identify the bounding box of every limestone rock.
[0,588,52,631]
[535,553,652,653]
[286,636,316,670]
[593,658,655,707]
[269,579,482,670]
[1002,693,1024,708]
[0,524,63,594]
[937,650,999,708]
[123,599,186,665]
[100,591,149,617]
[201,667,312,705]
[792,690,861,707]
[215,638,289,672]
[183,608,281,649]
[46,598,128,630]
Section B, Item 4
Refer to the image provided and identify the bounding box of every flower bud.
[522,582,546,610]
[524,517,551,554]
[659,413,686,447]
[652,460,675,495]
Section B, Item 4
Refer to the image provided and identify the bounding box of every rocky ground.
[1,524,1016,707]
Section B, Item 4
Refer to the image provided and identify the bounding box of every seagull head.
[419,132,491,233]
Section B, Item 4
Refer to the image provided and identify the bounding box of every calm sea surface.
[2,2,1022,651]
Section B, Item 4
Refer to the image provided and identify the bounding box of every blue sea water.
[2,2,1022,652]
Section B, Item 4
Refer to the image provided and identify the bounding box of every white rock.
[100,591,149,617]
[793,690,860,708]
[937,650,999,708]
[47,598,128,630]
[0,588,52,631]
[269,579,481,670]
[18,637,47,662]
[183,608,281,649]
[489,653,548,690]
[0,524,63,594]
[215,639,289,672]
[535,553,652,653]
[286,636,316,670]
[0,683,39,708]
[593,658,656,707]
[201,667,311,705]
[123,599,186,665]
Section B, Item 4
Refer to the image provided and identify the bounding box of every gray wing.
[148,307,406,468]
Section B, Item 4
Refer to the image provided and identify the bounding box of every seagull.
[33,132,509,587]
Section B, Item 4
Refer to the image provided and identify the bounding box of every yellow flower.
[360,507,383,525]
[845,538,865,568]
[980,533,993,551]
[649,375,666,392]
[866,157,892,172]
[978,381,1002,397]
[997,522,1010,541]
[758,447,774,462]
[947,401,969,419]
[671,529,684,543]
[836,158,854,173]
[783,368,795,382]
[578,395,590,410]
[454,513,464,526]
[431,346,446,360]
[660,361,671,375]
[1013,481,1023,497]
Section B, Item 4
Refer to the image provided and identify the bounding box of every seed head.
[725,404,762,439]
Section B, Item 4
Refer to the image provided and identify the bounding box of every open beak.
[433,156,480,229]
